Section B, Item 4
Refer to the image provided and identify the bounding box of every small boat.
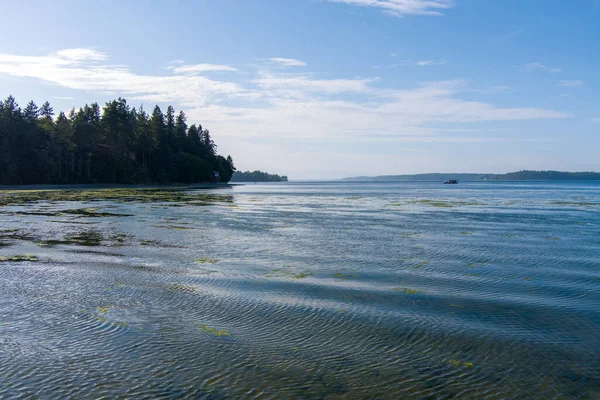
[444,180,458,184]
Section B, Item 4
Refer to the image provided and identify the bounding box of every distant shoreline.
[341,170,600,182]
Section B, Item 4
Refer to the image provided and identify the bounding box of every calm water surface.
[1,181,599,399]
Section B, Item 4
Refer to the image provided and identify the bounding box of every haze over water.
[1,181,599,399]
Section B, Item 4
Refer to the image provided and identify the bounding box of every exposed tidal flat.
[0,181,599,399]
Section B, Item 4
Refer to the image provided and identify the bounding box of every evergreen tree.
[175,111,187,154]
[40,101,54,121]
[23,101,39,122]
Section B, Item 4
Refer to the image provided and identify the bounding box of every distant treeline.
[343,170,600,182]
[0,95,235,185]
[231,170,288,182]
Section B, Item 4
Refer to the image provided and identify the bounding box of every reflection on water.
[1,182,599,399]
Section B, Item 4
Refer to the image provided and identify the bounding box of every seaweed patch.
[199,324,230,337]
[196,257,219,264]
[393,287,422,295]
[0,254,39,262]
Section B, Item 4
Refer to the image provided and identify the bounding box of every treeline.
[0,95,235,185]
[343,170,600,182]
[231,170,288,182]
[485,170,600,181]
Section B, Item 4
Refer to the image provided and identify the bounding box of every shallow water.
[0,181,599,399]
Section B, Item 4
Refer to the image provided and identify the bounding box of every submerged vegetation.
[263,265,313,279]
[0,95,235,185]
[332,272,359,280]
[196,257,219,264]
[0,254,39,262]
[199,324,230,337]
[449,359,475,368]
[0,187,234,207]
[393,288,422,295]
[39,230,121,247]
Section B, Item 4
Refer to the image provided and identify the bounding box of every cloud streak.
[268,58,307,67]
[168,63,238,74]
[415,60,446,66]
[524,62,561,73]
[324,0,455,17]
[558,80,583,87]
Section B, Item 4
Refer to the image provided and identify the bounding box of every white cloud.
[168,64,238,74]
[0,48,572,177]
[52,96,75,100]
[54,48,107,62]
[524,62,561,73]
[268,58,307,67]
[382,60,446,68]
[558,80,583,88]
[0,48,246,107]
[253,73,377,96]
[324,0,454,17]
[415,60,446,66]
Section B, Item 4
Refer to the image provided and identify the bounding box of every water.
[0,181,599,399]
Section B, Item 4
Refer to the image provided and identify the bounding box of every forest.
[230,170,288,182]
[0,96,235,185]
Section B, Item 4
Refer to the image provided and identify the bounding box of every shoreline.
[0,183,241,192]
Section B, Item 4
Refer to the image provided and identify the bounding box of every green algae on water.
[153,224,192,230]
[0,187,234,207]
[196,257,219,264]
[0,254,39,262]
[199,324,230,337]
[264,266,313,279]
[449,359,474,368]
[393,287,422,295]
[97,305,114,314]
[40,230,104,247]
[333,272,359,280]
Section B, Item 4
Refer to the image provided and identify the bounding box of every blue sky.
[0,0,598,179]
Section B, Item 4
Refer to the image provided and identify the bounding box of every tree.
[23,101,39,122]
[175,111,187,154]
[40,101,54,121]
[165,105,176,153]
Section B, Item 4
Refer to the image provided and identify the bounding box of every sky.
[0,0,598,179]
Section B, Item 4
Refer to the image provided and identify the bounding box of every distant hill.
[231,170,288,182]
[342,170,600,182]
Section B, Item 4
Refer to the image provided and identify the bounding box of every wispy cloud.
[524,62,561,73]
[52,96,75,100]
[415,60,446,66]
[168,64,238,74]
[0,49,246,107]
[54,48,106,62]
[268,58,307,67]
[0,47,569,170]
[324,0,455,17]
[379,59,447,68]
[558,80,583,88]
[254,73,377,96]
